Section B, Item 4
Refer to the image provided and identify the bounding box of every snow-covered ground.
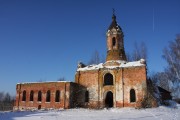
[0,105,179,120]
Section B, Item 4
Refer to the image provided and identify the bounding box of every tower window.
[85,91,89,102]
[38,91,42,102]
[46,90,51,102]
[130,89,136,102]
[22,90,26,101]
[30,90,34,101]
[112,37,116,46]
[104,73,113,85]
[55,90,60,102]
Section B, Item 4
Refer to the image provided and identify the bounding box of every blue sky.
[0,0,180,95]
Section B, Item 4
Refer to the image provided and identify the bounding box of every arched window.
[46,90,51,102]
[55,90,60,102]
[38,91,42,102]
[30,90,34,101]
[130,89,136,102]
[22,90,26,101]
[112,37,116,46]
[85,91,89,102]
[104,73,113,85]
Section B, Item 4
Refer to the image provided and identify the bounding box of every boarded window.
[30,90,34,101]
[85,91,89,102]
[22,90,26,101]
[104,73,113,85]
[130,89,136,102]
[38,91,42,102]
[46,90,51,102]
[55,90,60,102]
[112,37,116,46]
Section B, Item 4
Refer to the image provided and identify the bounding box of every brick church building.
[14,13,153,110]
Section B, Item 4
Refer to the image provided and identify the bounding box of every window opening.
[104,73,113,85]
[22,90,26,101]
[55,90,60,102]
[30,90,34,101]
[38,91,42,102]
[46,90,51,102]
[112,37,116,46]
[130,89,136,102]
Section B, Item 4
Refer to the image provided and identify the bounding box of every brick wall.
[14,82,84,110]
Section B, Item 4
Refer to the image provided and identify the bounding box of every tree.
[150,72,170,91]
[88,50,105,65]
[3,93,11,103]
[57,77,66,81]
[0,92,4,102]
[162,34,180,99]
[88,50,100,65]
[127,41,148,62]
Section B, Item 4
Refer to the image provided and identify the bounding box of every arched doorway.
[105,91,113,108]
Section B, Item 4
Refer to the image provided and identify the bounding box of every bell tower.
[106,12,126,61]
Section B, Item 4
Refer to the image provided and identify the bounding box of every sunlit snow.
[0,105,179,120]
[77,59,145,71]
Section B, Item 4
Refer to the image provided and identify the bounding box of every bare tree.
[37,79,45,82]
[100,54,105,63]
[141,42,148,61]
[128,41,148,62]
[0,92,4,102]
[162,34,180,99]
[150,72,171,91]
[0,92,14,111]
[3,93,11,103]
[126,52,132,62]
[132,42,141,61]
[57,77,66,81]
[88,50,100,65]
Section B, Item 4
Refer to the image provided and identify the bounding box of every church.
[14,13,155,110]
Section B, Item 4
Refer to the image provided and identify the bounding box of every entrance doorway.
[105,91,113,108]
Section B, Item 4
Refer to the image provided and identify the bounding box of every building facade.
[14,13,153,110]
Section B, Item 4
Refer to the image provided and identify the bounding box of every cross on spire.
[112,8,116,21]
[112,8,115,15]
